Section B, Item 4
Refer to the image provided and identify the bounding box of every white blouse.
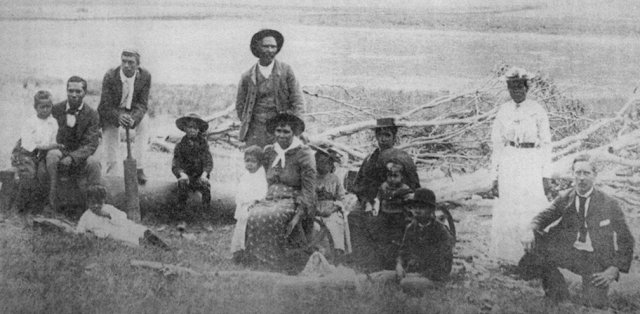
[20,115,58,152]
[490,99,552,176]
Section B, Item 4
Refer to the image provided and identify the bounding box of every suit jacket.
[532,188,635,272]
[51,101,101,166]
[235,60,304,141]
[97,66,151,128]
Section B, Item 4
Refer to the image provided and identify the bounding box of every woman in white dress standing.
[490,67,552,264]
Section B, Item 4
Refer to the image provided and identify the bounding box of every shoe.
[136,169,147,185]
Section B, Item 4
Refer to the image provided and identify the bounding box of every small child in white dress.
[77,185,170,250]
[231,146,267,262]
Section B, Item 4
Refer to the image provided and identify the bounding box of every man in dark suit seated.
[47,76,102,211]
[518,154,635,309]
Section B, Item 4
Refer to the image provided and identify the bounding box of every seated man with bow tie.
[518,154,634,309]
[47,76,102,211]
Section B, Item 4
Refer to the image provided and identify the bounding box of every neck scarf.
[271,136,302,168]
[65,102,84,128]
[119,68,138,109]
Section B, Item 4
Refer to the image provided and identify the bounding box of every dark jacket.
[352,148,420,205]
[97,66,151,128]
[532,188,635,272]
[235,60,304,141]
[262,144,316,215]
[171,135,213,179]
[51,101,101,166]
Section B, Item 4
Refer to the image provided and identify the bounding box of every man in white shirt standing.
[519,154,635,309]
[235,29,304,148]
[97,49,151,184]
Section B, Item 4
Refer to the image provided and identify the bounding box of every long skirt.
[490,146,550,264]
[244,198,308,273]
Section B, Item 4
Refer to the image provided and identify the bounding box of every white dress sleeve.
[490,104,507,180]
[536,103,553,177]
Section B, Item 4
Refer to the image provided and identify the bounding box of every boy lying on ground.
[77,185,170,250]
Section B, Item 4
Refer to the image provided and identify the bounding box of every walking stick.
[124,127,141,221]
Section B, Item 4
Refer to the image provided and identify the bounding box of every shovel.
[124,126,141,221]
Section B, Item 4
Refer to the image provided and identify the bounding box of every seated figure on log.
[396,188,455,282]
[47,76,102,212]
[231,145,268,263]
[518,154,635,309]
[10,90,63,212]
[77,185,170,250]
[171,113,213,212]
[310,144,351,259]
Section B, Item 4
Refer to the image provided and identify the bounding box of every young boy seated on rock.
[395,188,455,282]
[369,159,414,216]
[11,90,63,211]
[171,113,213,212]
[77,185,170,250]
[231,145,267,263]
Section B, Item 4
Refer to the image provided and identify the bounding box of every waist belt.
[508,141,535,148]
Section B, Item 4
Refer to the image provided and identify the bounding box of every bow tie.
[66,107,80,115]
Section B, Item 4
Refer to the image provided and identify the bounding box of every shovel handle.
[125,127,132,159]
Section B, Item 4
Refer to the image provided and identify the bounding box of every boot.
[142,230,171,251]
[137,169,147,185]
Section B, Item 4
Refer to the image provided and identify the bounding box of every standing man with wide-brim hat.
[235,29,305,148]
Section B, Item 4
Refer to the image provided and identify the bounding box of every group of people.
[489,68,635,308]
[8,27,635,309]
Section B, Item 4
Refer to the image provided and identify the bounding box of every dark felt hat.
[266,113,305,135]
[176,113,209,133]
[309,144,342,163]
[250,29,284,58]
[404,188,437,208]
[373,117,398,129]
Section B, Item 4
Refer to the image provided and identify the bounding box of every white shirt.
[76,204,148,246]
[20,115,58,152]
[119,68,137,110]
[258,61,274,79]
[573,188,594,252]
[65,101,85,128]
[490,99,552,177]
[234,167,268,220]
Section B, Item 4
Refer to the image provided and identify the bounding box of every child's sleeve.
[171,142,186,178]
[203,142,213,176]
[19,120,37,152]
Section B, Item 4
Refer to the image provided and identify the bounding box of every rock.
[400,276,438,296]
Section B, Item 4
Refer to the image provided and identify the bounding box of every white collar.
[66,101,84,113]
[271,137,302,168]
[576,187,594,198]
[258,61,275,78]
[120,68,138,82]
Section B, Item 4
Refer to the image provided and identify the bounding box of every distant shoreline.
[2,2,640,37]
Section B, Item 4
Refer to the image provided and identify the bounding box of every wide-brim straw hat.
[250,29,284,58]
[501,66,534,82]
[309,143,342,163]
[176,112,209,133]
[403,188,437,208]
[266,113,305,135]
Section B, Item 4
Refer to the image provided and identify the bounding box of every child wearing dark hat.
[171,113,213,211]
[396,188,455,281]
[77,185,170,250]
